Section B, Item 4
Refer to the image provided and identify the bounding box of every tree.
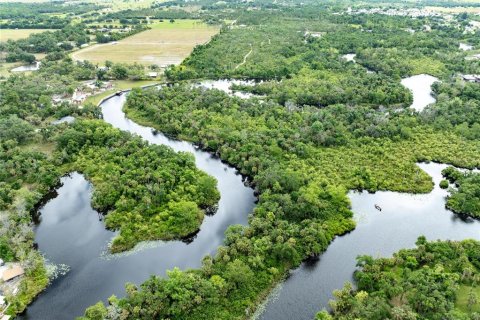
[111,64,128,79]
[468,290,478,312]
[82,302,107,320]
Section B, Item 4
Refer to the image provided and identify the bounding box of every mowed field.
[0,29,54,41]
[71,20,219,66]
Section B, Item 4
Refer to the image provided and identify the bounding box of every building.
[1,265,24,282]
[462,74,480,83]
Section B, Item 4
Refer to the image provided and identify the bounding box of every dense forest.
[317,238,480,320]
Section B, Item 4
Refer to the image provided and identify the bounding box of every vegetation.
[318,238,480,320]
[442,166,480,218]
[0,24,90,64]
[57,120,220,252]
[0,0,479,318]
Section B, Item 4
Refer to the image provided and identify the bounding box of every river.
[257,162,480,320]
[19,93,256,319]
[22,77,476,320]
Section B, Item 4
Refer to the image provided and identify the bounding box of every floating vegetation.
[44,260,70,283]
[100,239,170,260]
[251,280,284,320]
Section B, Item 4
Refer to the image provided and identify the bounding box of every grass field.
[456,285,480,313]
[0,29,54,41]
[71,20,219,67]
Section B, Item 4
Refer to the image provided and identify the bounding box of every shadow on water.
[19,93,256,320]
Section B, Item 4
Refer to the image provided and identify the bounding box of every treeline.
[0,2,103,19]
[0,16,69,29]
[317,238,480,319]
[0,24,90,63]
[95,25,149,44]
[442,167,480,218]
[0,2,103,29]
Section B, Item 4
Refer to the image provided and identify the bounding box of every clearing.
[0,29,54,41]
[71,20,219,67]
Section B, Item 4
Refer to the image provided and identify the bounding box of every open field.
[71,20,219,67]
[0,29,54,41]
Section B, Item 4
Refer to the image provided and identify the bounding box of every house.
[462,74,480,83]
[52,94,67,105]
[148,72,158,78]
[1,265,24,282]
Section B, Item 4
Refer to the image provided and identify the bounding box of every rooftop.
[0,265,24,282]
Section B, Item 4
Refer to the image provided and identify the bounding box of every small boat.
[374,204,382,211]
[115,90,122,96]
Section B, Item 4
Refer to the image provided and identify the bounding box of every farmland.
[0,29,53,41]
[71,20,219,66]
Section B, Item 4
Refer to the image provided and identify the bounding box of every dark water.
[258,162,480,320]
[19,93,255,319]
[22,88,480,320]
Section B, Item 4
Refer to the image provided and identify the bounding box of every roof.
[1,265,24,282]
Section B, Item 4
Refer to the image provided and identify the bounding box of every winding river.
[22,76,479,319]
[19,93,256,319]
